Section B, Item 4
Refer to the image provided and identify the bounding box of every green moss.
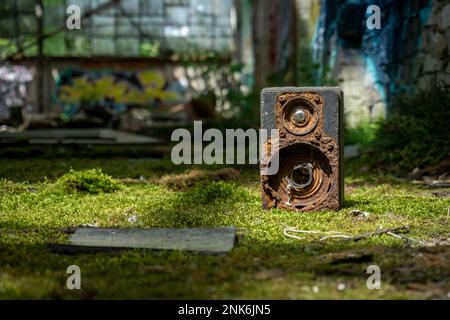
[0,179,28,195]
[0,158,449,299]
[182,181,249,205]
[55,168,121,194]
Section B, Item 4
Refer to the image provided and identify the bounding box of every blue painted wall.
[314,0,432,109]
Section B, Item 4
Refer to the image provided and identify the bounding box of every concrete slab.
[0,128,160,145]
[49,227,236,255]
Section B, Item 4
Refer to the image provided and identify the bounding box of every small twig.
[386,232,403,239]
[339,226,410,242]
[283,225,416,244]
[283,227,348,241]
[319,234,351,241]
[386,231,427,246]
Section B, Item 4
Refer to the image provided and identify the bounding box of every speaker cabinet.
[260,87,343,211]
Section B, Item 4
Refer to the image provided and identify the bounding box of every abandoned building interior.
[0,0,449,300]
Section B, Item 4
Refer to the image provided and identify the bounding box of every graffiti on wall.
[313,0,433,122]
[54,69,182,128]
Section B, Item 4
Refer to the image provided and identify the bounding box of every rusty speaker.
[260,87,343,211]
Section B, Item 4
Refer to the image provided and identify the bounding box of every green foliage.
[369,89,450,172]
[55,168,121,194]
[140,41,161,57]
[43,33,66,56]
[344,120,379,147]
[296,61,338,87]
[297,62,320,86]
[0,38,16,58]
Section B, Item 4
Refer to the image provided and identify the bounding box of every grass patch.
[0,158,449,299]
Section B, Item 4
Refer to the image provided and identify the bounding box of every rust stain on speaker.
[261,88,343,211]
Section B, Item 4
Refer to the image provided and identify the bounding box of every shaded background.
[0,0,449,175]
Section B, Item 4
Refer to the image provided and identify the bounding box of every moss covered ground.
[0,158,449,299]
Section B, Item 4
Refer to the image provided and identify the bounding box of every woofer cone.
[269,143,332,209]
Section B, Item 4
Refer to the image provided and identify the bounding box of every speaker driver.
[269,143,332,210]
[282,97,320,136]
